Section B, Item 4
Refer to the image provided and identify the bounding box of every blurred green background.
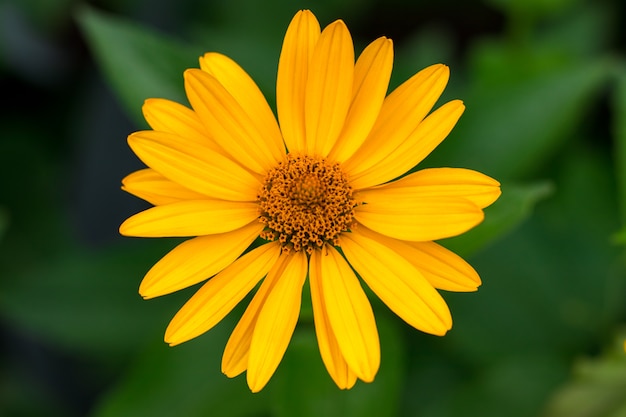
[1,0,626,416]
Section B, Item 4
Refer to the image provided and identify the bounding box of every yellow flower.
[120,10,501,392]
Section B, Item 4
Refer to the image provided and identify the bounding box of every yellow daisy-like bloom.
[120,10,501,392]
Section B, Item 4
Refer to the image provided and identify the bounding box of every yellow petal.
[221,252,288,378]
[247,251,308,392]
[309,249,362,388]
[164,241,281,345]
[406,241,481,292]
[128,130,260,201]
[358,167,501,209]
[121,168,207,206]
[340,230,452,335]
[354,226,481,292]
[354,195,484,241]
[276,10,320,153]
[184,69,283,174]
[142,98,221,152]
[119,200,259,237]
[314,245,380,382]
[349,100,465,189]
[328,37,393,163]
[139,221,265,299]
[342,64,449,178]
[304,20,354,157]
[199,53,285,159]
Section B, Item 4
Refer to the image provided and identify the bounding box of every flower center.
[258,154,357,254]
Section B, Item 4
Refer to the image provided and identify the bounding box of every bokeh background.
[1,0,626,416]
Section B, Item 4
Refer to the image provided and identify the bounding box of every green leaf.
[540,335,626,417]
[430,59,612,180]
[443,354,570,417]
[76,5,203,125]
[0,240,182,357]
[190,27,279,106]
[613,227,626,245]
[538,2,614,60]
[269,313,405,417]
[90,317,270,417]
[90,310,404,417]
[411,143,625,417]
[443,181,553,257]
[445,143,623,362]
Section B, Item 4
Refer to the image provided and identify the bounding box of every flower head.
[120,10,501,392]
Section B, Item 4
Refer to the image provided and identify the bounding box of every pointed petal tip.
[198,54,208,70]
[381,37,393,49]
[463,268,482,290]
[359,373,376,384]
[126,131,138,146]
[248,378,265,393]
[366,36,393,54]
[325,18,348,33]
[126,130,155,148]
[198,51,230,68]
[163,330,179,346]
[183,68,205,84]
[164,326,175,345]
[221,366,241,379]
[138,283,156,300]
[343,378,358,390]
[483,185,503,208]
[476,173,502,204]
[456,277,481,292]
[118,219,133,236]
[429,63,450,82]
[142,97,155,109]
[434,317,452,336]
[289,9,319,29]
[182,68,193,82]
[164,339,183,348]
[427,316,452,336]
[120,170,135,186]
[468,208,486,231]
[164,320,194,347]
[198,51,229,70]
[297,9,315,18]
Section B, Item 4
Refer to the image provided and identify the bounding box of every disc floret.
[258,154,357,254]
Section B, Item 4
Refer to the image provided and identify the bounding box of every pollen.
[258,153,357,254]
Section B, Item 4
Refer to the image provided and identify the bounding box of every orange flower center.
[258,154,357,254]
